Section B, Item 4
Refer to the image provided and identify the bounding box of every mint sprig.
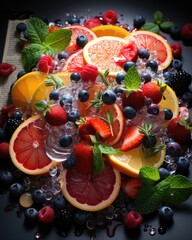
[22,17,72,70]
[135,166,192,215]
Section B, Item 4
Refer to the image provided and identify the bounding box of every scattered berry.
[0,63,16,77]
[170,43,182,58]
[102,10,118,25]
[37,55,55,73]
[133,15,145,28]
[141,81,163,104]
[80,64,98,82]
[84,18,102,29]
[76,35,88,48]
[158,206,174,222]
[122,90,146,110]
[181,23,192,41]
[124,210,143,229]
[121,176,143,199]
[45,105,68,126]
[9,182,24,199]
[0,142,9,159]
[38,205,55,224]
[25,207,39,223]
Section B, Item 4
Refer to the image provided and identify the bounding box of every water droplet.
[158,226,166,235]
[149,227,156,236]
[34,232,41,239]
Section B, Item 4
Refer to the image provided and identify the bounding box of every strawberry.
[102,10,118,25]
[0,63,16,77]
[141,81,164,104]
[121,175,143,199]
[78,117,96,143]
[170,43,182,58]
[122,90,146,110]
[48,25,60,33]
[89,117,111,139]
[80,64,98,83]
[124,210,143,229]
[0,142,10,159]
[167,117,191,144]
[121,125,144,151]
[74,142,93,174]
[45,105,68,126]
[37,55,55,73]
[181,23,192,41]
[38,205,55,224]
[84,18,102,29]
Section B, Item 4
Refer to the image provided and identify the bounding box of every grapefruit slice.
[130,30,172,71]
[60,161,121,211]
[9,114,56,175]
[91,25,131,38]
[63,25,97,55]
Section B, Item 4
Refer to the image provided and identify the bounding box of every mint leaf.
[98,144,122,155]
[123,66,141,95]
[141,23,160,33]
[93,144,104,175]
[139,166,160,184]
[162,175,192,205]
[153,10,164,25]
[160,21,175,32]
[45,29,72,52]
[27,17,48,44]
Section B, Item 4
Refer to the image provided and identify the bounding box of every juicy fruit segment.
[9,114,55,175]
[130,30,173,71]
[11,71,47,110]
[91,25,130,38]
[83,36,128,76]
[107,145,166,177]
[60,161,121,211]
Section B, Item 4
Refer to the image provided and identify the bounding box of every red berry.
[80,64,98,82]
[37,55,55,73]
[49,25,60,33]
[0,63,16,77]
[181,23,192,41]
[102,10,118,25]
[121,176,143,199]
[45,105,68,126]
[84,18,102,29]
[124,210,143,229]
[170,43,182,58]
[122,90,146,110]
[38,205,55,223]
[0,142,10,159]
[141,81,162,104]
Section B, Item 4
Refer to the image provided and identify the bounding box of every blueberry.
[73,210,87,225]
[70,72,81,82]
[32,189,45,205]
[143,135,157,148]
[158,206,174,222]
[59,135,72,147]
[138,48,150,59]
[114,86,123,94]
[176,156,190,173]
[54,19,62,27]
[0,170,14,187]
[58,51,69,60]
[60,95,73,106]
[24,207,38,223]
[62,153,76,169]
[123,106,136,119]
[123,61,136,72]
[68,109,80,122]
[49,89,60,100]
[0,128,7,142]
[141,72,151,83]
[115,72,125,84]
[133,15,145,28]
[17,70,27,79]
[164,108,173,120]
[181,92,192,107]
[146,60,158,72]
[102,90,116,105]
[78,89,89,102]
[76,35,88,48]
[158,167,170,180]
[11,110,23,120]
[9,182,24,199]
[171,59,183,70]
[16,22,27,33]
[147,103,159,115]
[52,195,66,210]
[169,25,181,40]
[166,141,181,157]
[67,16,80,25]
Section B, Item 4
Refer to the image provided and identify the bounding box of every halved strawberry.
[74,142,93,174]
[121,125,144,151]
[121,175,143,199]
[78,117,96,143]
[89,117,111,139]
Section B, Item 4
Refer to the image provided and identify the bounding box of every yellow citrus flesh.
[91,25,130,38]
[130,30,173,71]
[31,72,72,113]
[106,145,166,178]
[11,71,47,111]
[60,162,121,212]
[9,114,56,175]
[83,36,128,77]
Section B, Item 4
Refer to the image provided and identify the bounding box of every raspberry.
[124,210,143,229]
[102,10,118,25]
[170,43,182,58]
[80,64,98,82]
[0,63,16,77]
[0,142,10,159]
[181,23,192,41]
[38,205,55,223]
[37,55,55,73]
[48,25,60,33]
[84,18,102,29]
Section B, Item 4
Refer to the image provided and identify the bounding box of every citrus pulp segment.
[60,161,121,212]
[31,71,72,113]
[9,114,55,175]
[83,36,128,76]
[130,30,173,71]
[63,25,97,55]
[106,145,166,177]
[11,71,47,110]
[91,25,130,38]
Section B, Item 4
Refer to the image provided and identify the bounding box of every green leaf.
[162,175,192,205]
[141,23,160,33]
[45,74,66,88]
[27,17,48,44]
[160,21,175,32]
[139,166,160,184]
[93,145,104,175]
[45,29,72,53]
[153,10,164,25]
[98,144,123,155]
[124,66,141,92]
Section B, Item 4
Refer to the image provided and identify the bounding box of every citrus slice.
[31,71,72,113]
[106,144,166,177]
[91,25,130,38]
[83,36,128,76]
[63,25,97,55]
[11,71,47,110]
[9,114,55,175]
[60,161,121,211]
[130,30,173,71]
[62,50,86,73]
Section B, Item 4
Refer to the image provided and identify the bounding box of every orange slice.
[83,36,128,76]
[60,161,121,212]
[130,30,172,71]
[9,114,56,175]
[91,25,130,38]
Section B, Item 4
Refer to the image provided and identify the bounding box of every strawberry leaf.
[93,144,104,175]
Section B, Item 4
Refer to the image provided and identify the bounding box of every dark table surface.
[0,1,192,240]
